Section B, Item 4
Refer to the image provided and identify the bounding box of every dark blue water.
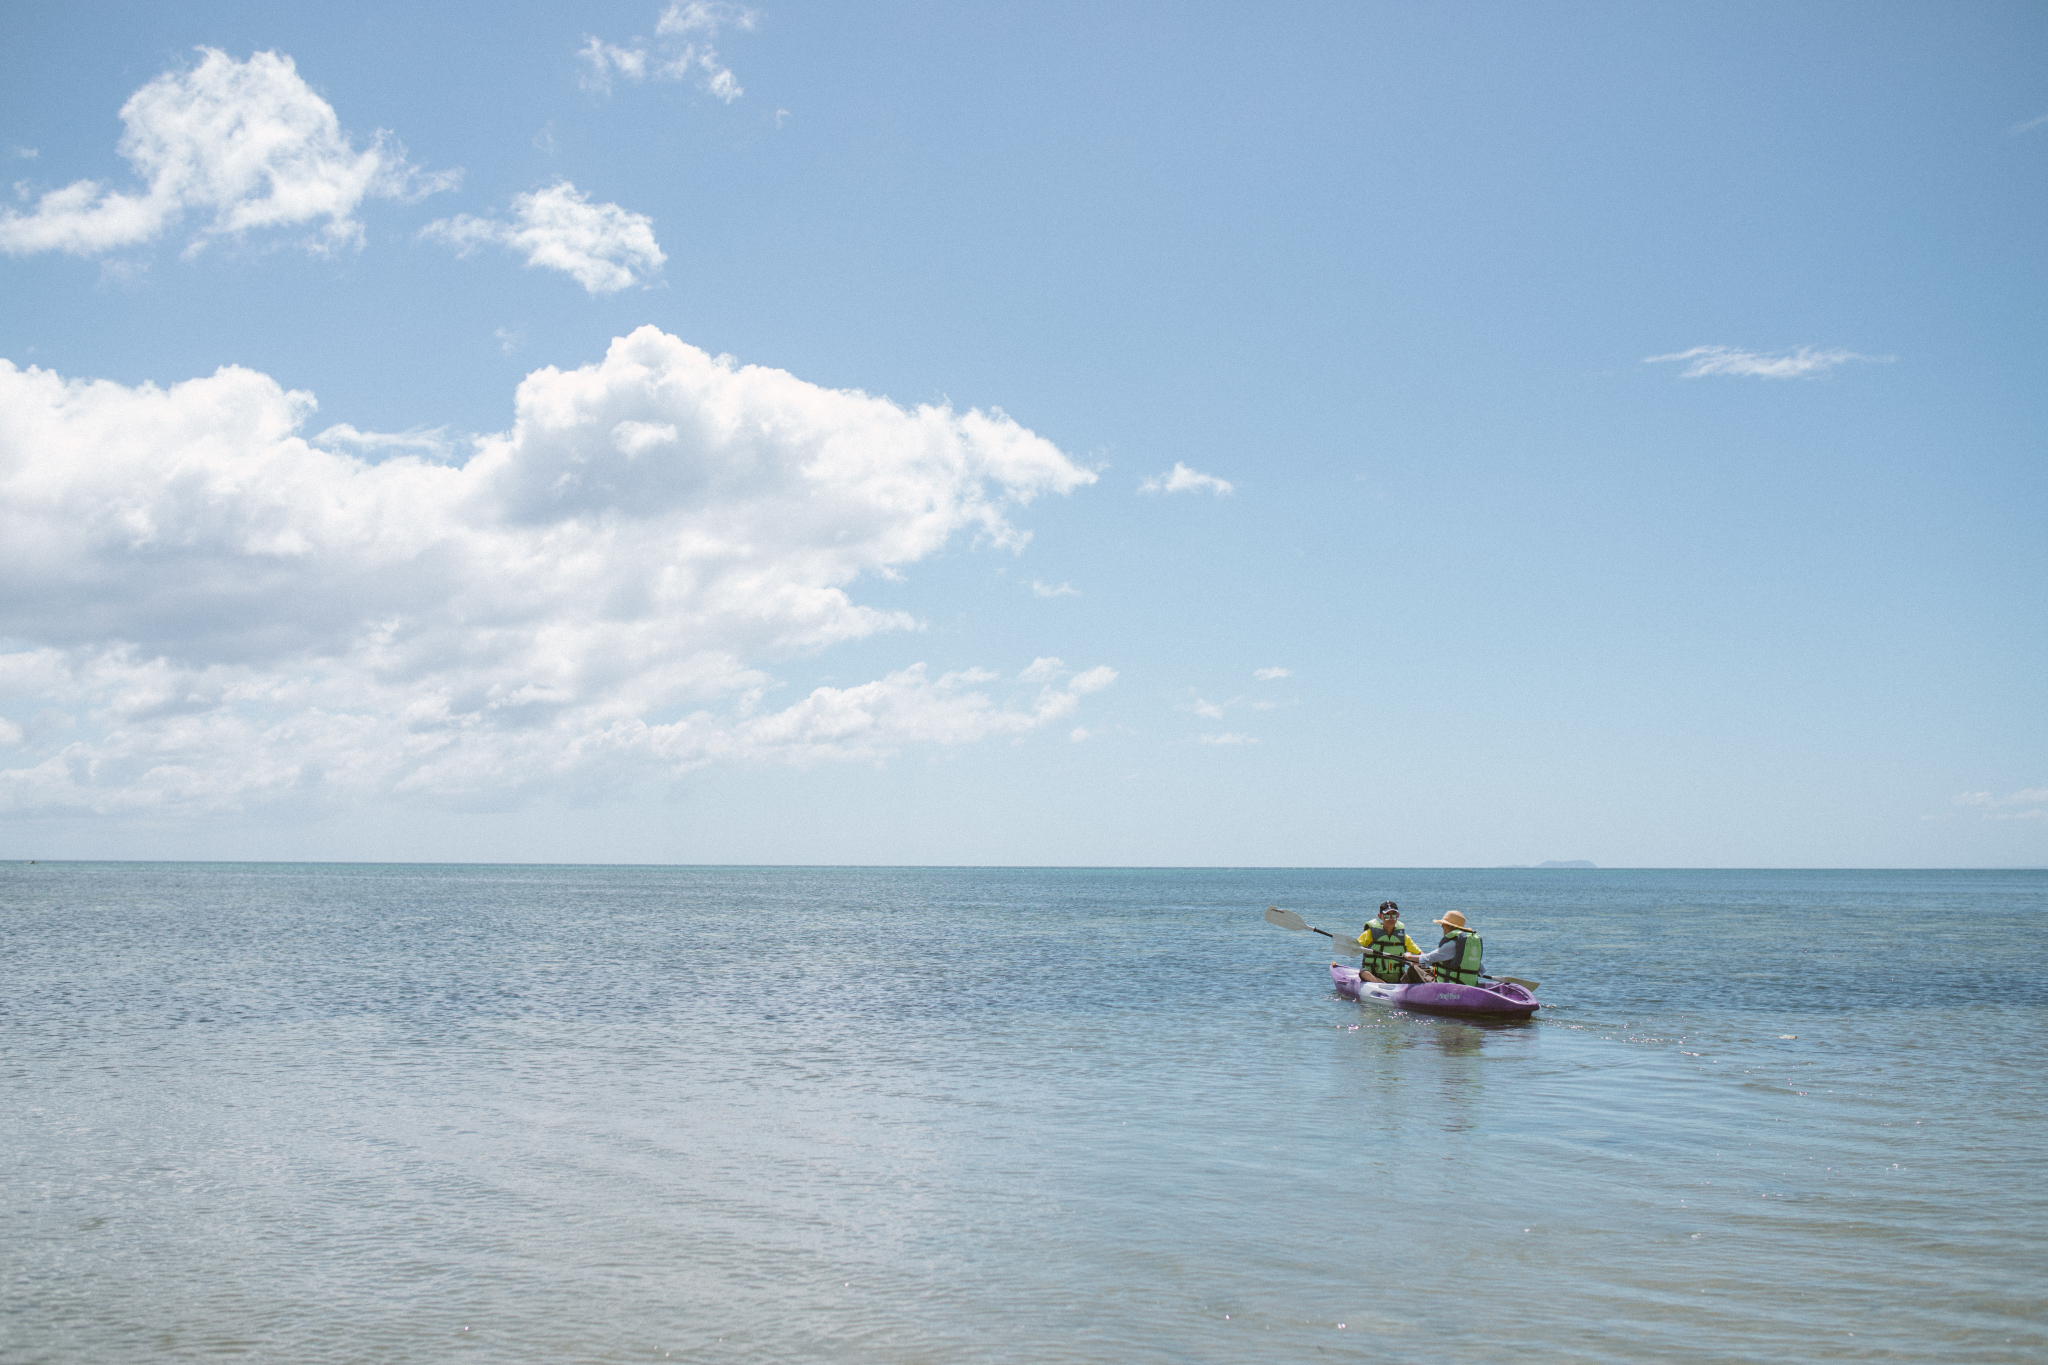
[4,864,2043,1362]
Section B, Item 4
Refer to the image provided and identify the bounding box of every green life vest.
[1434,928,1482,984]
[1362,921,1412,981]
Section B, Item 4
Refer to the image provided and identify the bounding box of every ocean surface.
[3,864,2043,1364]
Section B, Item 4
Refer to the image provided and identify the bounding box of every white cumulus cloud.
[421,182,664,293]
[0,327,1106,816]
[580,2,757,103]
[1140,462,1234,495]
[1643,345,1892,380]
[0,49,454,258]
[1253,666,1290,681]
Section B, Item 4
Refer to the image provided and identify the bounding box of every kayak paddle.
[1267,905,1541,989]
[1264,905,1360,950]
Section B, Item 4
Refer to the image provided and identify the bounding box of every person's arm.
[1419,938,1458,965]
[1402,935,1421,956]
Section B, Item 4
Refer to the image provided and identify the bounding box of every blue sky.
[1,1,2042,866]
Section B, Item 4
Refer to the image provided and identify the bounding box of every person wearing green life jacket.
[1418,910,1482,984]
[1356,901,1423,983]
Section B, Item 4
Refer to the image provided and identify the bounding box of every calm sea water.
[3,864,2043,1363]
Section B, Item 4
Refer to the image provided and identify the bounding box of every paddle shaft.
[1374,955,1543,991]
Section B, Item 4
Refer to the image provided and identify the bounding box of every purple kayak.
[1329,963,1540,1018]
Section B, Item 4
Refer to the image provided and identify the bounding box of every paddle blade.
[1497,975,1542,990]
[1264,905,1309,932]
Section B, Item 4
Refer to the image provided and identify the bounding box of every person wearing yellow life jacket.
[1355,901,1423,983]
[1417,910,1483,984]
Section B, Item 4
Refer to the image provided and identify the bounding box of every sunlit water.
[4,864,2043,1363]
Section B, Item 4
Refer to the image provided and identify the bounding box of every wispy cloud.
[1950,787,2048,821]
[1953,787,2048,820]
[1198,732,1256,746]
[0,49,454,258]
[580,2,757,103]
[711,660,1114,766]
[2008,113,2048,136]
[421,181,664,293]
[1029,580,1079,598]
[312,423,461,463]
[1644,345,1892,380]
[1953,787,2048,807]
[1253,666,1290,681]
[1139,461,1233,495]
[96,258,148,289]
[578,39,650,93]
[1181,686,1273,722]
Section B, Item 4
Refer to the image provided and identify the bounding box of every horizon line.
[7,860,2045,872]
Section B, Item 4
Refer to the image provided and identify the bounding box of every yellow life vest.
[1361,921,1412,981]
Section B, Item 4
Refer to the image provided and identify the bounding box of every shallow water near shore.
[4,863,2044,1363]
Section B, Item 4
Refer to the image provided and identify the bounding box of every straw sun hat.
[1432,910,1474,930]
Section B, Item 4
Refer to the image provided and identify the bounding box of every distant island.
[1496,860,1599,869]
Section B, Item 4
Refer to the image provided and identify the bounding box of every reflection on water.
[1337,994,1525,1133]
[3,863,2044,1364]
